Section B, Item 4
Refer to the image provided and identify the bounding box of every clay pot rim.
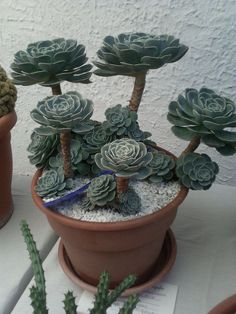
[0,110,17,139]
[32,144,188,231]
[208,294,236,314]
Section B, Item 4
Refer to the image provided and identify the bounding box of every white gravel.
[54,179,181,222]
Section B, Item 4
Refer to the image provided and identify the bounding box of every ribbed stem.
[129,72,146,112]
[51,84,62,95]
[60,131,73,178]
[180,137,201,157]
[116,177,129,196]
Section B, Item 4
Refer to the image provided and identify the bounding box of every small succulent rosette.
[168,87,236,155]
[11,38,92,86]
[118,188,141,216]
[176,153,219,190]
[94,33,188,76]
[147,151,175,183]
[82,174,116,211]
[0,65,17,118]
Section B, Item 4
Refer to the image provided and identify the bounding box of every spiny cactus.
[94,33,188,77]
[0,65,17,118]
[168,87,236,156]
[21,221,139,314]
[176,153,219,190]
[21,221,47,314]
[11,38,92,87]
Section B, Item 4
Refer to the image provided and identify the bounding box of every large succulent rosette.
[148,151,175,183]
[176,153,219,190]
[94,33,188,76]
[82,174,116,210]
[168,88,236,155]
[103,104,137,136]
[28,131,59,168]
[31,91,94,135]
[94,138,152,177]
[11,38,92,86]
[0,65,17,117]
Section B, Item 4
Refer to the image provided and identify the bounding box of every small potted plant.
[0,65,17,228]
[11,34,236,291]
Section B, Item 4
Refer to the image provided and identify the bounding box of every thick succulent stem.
[116,177,129,196]
[60,131,73,178]
[51,84,62,95]
[180,136,201,157]
[129,72,146,112]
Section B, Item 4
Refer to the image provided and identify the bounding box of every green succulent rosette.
[103,104,137,136]
[83,125,114,154]
[168,88,236,155]
[127,122,152,142]
[82,174,116,210]
[0,65,17,118]
[176,153,219,190]
[148,151,175,183]
[94,138,152,177]
[28,131,59,168]
[31,91,94,135]
[11,38,92,86]
[49,139,89,170]
[118,188,141,216]
[35,168,66,197]
[94,33,188,76]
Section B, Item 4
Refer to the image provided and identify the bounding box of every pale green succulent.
[0,65,17,118]
[103,104,138,136]
[95,138,152,177]
[82,174,116,210]
[49,139,89,170]
[35,168,66,197]
[83,125,114,154]
[31,91,94,135]
[11,38,92,87]
[94,33,188,76]
[176,153,219,190]
[168,88,236,155]
[148,151,175,183]
[118,188,141,216]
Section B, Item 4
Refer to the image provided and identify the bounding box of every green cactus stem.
[63,291,77,314]
[118,295,139,314]
[129,72,146,112]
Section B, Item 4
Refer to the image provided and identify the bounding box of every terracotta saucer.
[58,228,177,296]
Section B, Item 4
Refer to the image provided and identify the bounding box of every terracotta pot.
[0,110,17,228]
[32,148,188,287]
[209,295,236,314]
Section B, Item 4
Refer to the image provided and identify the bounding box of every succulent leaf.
[94,33,188,76]
[168,88,236,155]
[31,91,94,134]
[176,152,219,190]
[11,38,92,86]
[0,65,17,117]
[95,138,152,177]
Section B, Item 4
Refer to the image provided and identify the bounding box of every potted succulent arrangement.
[0,65,17,228]
[11,34,236,292]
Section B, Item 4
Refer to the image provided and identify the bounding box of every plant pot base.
[58,228,176,296]
[0,203,13,229]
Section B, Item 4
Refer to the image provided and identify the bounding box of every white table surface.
[0,175,58,314]
[12,183,236,314]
